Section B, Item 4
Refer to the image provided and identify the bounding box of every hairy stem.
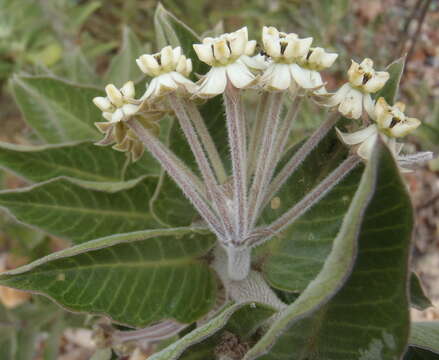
[223,83,248,240]
[128,119,224,238]
[247,92,270,178]
[248,92,284,230]
[251,155,360,247]
[275,95,303,162]
[264,113,338,206]
[184,99,228,184]
[112,320,187,344]
[168,94,234,240]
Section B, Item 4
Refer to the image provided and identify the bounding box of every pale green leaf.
[410,322,439,354]
[0,141,159,191]
[245,140,412,359]
[154,3,208,76]
[11,75,102,143]
[0,228,217,327]
[105,26,145,87]
[0,178,161,243]
[375,57,405,104]
[411,273,433,311]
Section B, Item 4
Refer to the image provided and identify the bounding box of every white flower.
[93,81,139,123]
[136,46,196,99]
[336,97,424,171]
[259,26,337,92]
[193,27,257,98]
[374,97,421,138]
[325,58,389,119]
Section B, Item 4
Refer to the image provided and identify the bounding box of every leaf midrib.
[0,199,149,220]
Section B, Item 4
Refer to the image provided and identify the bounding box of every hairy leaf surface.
[0,178,160,243]
[11,75,102,143]
[245,141,412,359]
[0,228,217,327]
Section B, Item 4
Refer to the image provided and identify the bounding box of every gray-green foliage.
[0,4,435,360]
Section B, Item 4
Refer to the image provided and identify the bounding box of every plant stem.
[264,113,338,206]
[184,99,228,184]
[223,83,248,240]
[247,92,270,178]
[247,92,284,230]
[113,320,187,343]
[251,155,360,247]
[127,119,224,238]
[168,94,234,240]
[275,95,303,162]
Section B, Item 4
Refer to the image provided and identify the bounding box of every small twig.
[406,0,432,63]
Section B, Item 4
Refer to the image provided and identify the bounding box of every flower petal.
[324,83,351,107]
[196,67,227,98]
[338,87,363,119]
[226,62,255,88]
[357,133,378,160]
[336,125,377,145]
[260,63,291,91]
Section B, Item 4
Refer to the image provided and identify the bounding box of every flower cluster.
[92,25,431,281]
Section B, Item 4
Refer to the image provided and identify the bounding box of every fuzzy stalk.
[264,113,339,206]
[184,99,228,184]
[247,93,270,178]
[223,83,248,240]
[251,155,360,247]
[127,119,224,238]
[247,92,284,230]
[168,93,234,240]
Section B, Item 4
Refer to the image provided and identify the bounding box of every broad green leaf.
[0,228,217,327]
[404,347,439,360]
[375,57,405,104]
[11,75,102,143]
[0,141,159,191]
[245,140,413,359]
[151,302,275,360]
[411,273,433,311]
[105,26,145,87]
[0,178,160,243]
[154,3,209,76]
[62,47,100,85]
[410,322,439,354]
[260,123,363,292]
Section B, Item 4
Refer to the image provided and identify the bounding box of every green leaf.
[410,322,439,354]
[154,3,209,76]
[245,140,413,359]
[411,273,433,311]
[11,75,102,144]
[0,228,216,328]
[260,124,363,292]
[375,57,405,104]
[105,26,145,87]
[0,141,159,191]
[0,178,161,243]
[151,302,275,360]
[404,347,439,360]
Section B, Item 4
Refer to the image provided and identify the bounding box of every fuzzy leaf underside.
[11,75,102,143]
[0,141,160,190]
[245,140,413,359]
[0,178,161,243]
[0,228,217,327]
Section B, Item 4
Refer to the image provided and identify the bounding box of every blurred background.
[0,0,438,358]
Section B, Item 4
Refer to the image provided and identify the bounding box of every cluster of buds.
[92,25,431,282]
